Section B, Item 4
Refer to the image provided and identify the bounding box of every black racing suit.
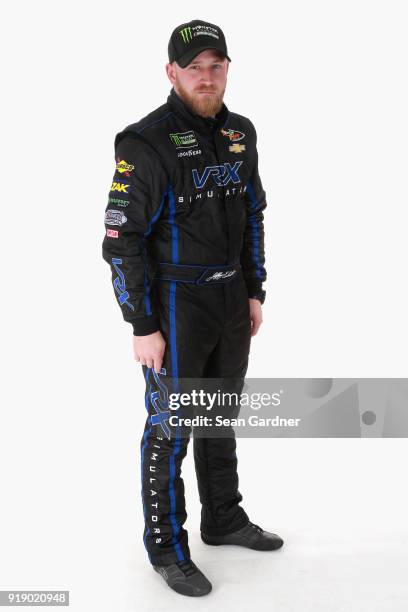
[102,87,267,566]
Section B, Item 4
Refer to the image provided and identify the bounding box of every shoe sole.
[201,534,284,551]
[169,583,212,597]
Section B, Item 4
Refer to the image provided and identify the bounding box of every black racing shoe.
[153,559,212,597]
[201,521,284,551]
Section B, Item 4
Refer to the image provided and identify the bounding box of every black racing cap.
[168,19,231,68]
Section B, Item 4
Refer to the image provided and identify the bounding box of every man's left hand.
[249,298,263,336]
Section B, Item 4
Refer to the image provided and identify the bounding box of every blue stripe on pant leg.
[168,280,185,562]
[141,368,153,563]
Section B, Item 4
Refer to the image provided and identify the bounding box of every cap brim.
[176,46,231,68]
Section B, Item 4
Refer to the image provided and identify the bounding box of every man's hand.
[133,331,166,372]
[249,298,263,336]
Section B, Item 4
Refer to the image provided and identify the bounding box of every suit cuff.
[245,278,263,297]
[131,315,160,336]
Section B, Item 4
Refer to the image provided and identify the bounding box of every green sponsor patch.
[169,130,198,148]
[108,197,129,207]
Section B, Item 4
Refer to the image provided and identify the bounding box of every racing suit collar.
[167,87,229,133]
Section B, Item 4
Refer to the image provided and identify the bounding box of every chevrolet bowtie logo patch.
[229,143,246,153]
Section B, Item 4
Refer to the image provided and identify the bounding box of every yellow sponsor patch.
[116,159,134,175]
[110,182,129,194]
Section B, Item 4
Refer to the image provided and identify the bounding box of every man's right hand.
[133,331,166,372]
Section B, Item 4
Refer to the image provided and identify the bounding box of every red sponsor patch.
[106,229,119,238]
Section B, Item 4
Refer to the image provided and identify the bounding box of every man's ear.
[166,62,175,84]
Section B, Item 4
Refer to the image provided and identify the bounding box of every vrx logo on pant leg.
[192,161,243,188]
[150,367,172,440]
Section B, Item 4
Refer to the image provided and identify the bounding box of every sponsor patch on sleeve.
[115,159,134,176]
[105,209,127,226]
[108,197,129,207]
[110,181,130,194]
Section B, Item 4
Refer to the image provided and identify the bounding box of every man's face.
[166,49,229,118]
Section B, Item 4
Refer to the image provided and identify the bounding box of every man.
[102,19,284,597]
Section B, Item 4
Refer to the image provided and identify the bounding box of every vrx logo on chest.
[192,161,243,188]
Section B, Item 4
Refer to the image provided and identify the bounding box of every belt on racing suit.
[154,262,241,285]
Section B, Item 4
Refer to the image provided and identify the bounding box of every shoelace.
[176,559,197,577]
[249,522,264,534]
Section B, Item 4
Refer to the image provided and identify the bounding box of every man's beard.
[175,79,225,118]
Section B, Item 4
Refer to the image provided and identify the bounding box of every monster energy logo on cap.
[169,131,198,149]
[168,20,231,68]
[179,27,192,43]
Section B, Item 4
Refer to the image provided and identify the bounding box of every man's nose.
[198,69,215,83]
